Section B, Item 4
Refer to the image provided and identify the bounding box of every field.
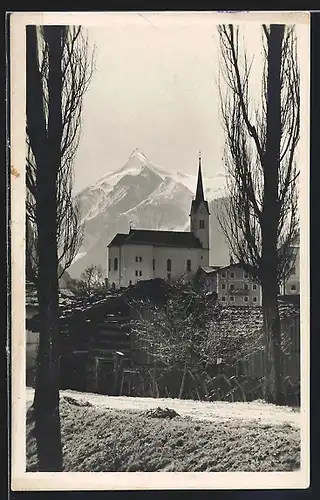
[26,390,300,472]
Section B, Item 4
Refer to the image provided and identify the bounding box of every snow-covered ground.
[26,387,300,428]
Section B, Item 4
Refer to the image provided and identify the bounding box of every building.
[107,154,210,288]
[195,262,262,306]
[281,234,300,296]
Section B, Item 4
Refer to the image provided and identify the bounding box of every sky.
[72,12,309,194]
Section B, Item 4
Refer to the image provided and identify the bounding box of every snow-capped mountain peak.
[128,148,149,163]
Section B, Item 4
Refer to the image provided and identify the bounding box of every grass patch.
[26,398,300,472]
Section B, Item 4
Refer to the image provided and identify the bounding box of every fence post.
[113,351,124,395]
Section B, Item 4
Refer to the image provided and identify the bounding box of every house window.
[139,256,142,262]
[291,266,296,275]
[201,255,203,260]
[167,259,172,272]
[243,271,249,279]
[230,284,235,291]
[139,270,142,277]
[152,258,155,271]
[221,283,226,290]
[221,296,226,302]
[252,284,258,290]
[244,283,249,290]
[135,256,139,262]
[243,296,249,303]
[167,273,171,281]
[221,271,226,278]
[135,270,139,277]
[229,296,235,302]
[253,296,257,303]
[291,284,297,291]
[199,220,205,229]
[230,272,235,278]
[114,258,118,271]
[186,259,191,272]
[108,259,111,272]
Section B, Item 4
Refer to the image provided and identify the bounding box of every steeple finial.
[195,151,204,201]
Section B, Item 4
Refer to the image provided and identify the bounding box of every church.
[107,154,210,288]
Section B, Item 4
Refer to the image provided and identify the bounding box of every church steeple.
[195,151,205,202]
[190,151,210,251]
[190,151,210,216]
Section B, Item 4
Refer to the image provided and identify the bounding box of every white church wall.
[108,245,121,287]
[121,244,154,287]
[108,244,209,288]
[153,246,208,282]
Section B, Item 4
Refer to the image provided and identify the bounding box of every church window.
[152,258,155,271]
[186,259,191,272]
[167,259,172,272]
[167,272,171,281]
[199,220,205,229]
[114,258,118,271]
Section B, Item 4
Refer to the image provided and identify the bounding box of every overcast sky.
[72,12,308,193]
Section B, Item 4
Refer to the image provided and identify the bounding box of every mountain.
[68,149,230,278]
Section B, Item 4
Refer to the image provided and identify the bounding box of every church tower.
[190,152,210,250]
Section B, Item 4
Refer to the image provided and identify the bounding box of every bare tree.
[26,25,94,471]
[26,26,95,283]
[70,264,107,297]
[217,24,300,404]
[130,280,219,398]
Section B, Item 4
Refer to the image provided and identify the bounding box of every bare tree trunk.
[178,364,188,399]
[261,24,285,406]
[262,282,283,404]
[29,26,64,471]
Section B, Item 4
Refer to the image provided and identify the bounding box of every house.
[281,234,300,296]
[107,153,210,288]
[195,262,262,306]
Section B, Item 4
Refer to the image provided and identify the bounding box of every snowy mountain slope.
[69,150,229,278]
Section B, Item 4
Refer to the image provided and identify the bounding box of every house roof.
[108,229,203,249]
[213,301,300,355]
[197,265,222,275]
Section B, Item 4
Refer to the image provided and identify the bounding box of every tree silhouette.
[26,25,94,470]
[217,24,300,404]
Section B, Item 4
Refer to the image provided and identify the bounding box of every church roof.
[108,229,203,249]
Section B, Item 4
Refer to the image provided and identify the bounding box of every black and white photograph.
[10,11,310,490]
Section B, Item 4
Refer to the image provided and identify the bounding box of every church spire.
[195,151,205,201]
